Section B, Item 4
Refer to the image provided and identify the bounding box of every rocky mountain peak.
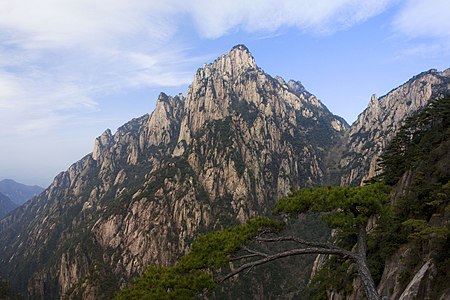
[224,44,255,72]
[195,44,257,82]
[175,44,346,156]
[93,128,113,161]
[287,79,313,98]
[157,92,170,102]
[144,92,184,148]
[231,43,250,52]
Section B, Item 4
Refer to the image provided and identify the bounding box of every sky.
[1,0,450,187]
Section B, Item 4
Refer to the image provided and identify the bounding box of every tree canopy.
[274,183,391,231]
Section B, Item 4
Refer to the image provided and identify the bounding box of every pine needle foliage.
[274,183,391,232]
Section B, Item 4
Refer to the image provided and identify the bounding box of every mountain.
[0,179,45,206]
[0,45,347,299]
[0,192,17,219]
[0,44,449,299]
[339,68,450,186]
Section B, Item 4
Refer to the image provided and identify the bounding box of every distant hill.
[0,192,17,219]
[0,179,44,206]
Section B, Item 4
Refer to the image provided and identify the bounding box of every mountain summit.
[209,44,256,78]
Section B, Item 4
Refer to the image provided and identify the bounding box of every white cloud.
[187,0,395,38]
[394,0,450,39]
[0,69,97,135]
[0,0,196,135]
[0,0,177,50]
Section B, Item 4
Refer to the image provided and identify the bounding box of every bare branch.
[219,247,358,282]
[230,253,264,261]
[257,228,276,236]
[229,246,268,261]
[241,246,268,257]
[256,236,341,250]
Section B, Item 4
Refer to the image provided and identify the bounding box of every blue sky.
[1,0,450,187]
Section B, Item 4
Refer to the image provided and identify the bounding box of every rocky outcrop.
[0,45,347,299]
[339,68,450,186]
[398,260,437,300]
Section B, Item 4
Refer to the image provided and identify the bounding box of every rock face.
[0,45,347,299]
[339,68,450,186]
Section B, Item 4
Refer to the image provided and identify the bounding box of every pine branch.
[230,253,264,261]
[230,247,268,261]
[242,246,269,257]
[256,236,341,250]
[219,247,357,282]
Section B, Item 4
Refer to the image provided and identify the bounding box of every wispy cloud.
[0,69,97,134]
[0,0,178,50]
[186,0,395,38]
[393,0,450,39]
[0,0,195,135]
[383,0,450,62]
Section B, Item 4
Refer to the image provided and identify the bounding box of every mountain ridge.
[0,192,17,219]
[0,179,45,206]
[339,67,450,186]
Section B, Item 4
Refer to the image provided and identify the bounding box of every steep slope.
[0,192,17,219]
[315,96,450,300]
[0,179,44,206]
[0,45,347,299]
[374,96,450,300]
[339,68,450,186]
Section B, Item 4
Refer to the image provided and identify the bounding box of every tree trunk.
[356,224,380,300]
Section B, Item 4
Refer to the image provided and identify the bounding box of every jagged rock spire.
[93,128,112,161]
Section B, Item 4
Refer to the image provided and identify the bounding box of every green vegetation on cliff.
[307,95,450,298]
[114,217,282,299]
